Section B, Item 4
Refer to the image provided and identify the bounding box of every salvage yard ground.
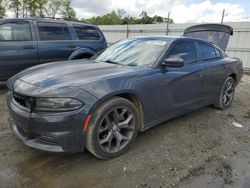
[0,75,250,188]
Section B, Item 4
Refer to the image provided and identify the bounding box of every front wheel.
[86,97,139,159]
[213,77,236,109]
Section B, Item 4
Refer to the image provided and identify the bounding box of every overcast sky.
[5,0,250,23]
[71,0,250,23]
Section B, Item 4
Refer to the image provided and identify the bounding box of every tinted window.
[199,43,217,60]
[38,22,71,41]
[0,22,32,41]
[73,24,100,40]
[167,42,197,63]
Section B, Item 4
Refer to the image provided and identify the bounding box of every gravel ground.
[0,75,250,188]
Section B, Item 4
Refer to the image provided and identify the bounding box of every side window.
[37,22,72,41]
[73,24,100,40]
[198,43,217,60]
[0,22,32,41]
[167,42,197,64]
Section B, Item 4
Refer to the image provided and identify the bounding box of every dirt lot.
[0,75,250,188]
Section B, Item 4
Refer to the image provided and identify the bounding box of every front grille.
[13,93,35,110]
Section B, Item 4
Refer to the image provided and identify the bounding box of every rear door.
[36,21,77,64]
[0,20,38,79]
[196,41,226,102]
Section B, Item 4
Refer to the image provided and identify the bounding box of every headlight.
[34,98,84,112]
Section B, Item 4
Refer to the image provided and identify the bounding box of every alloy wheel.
[97,107,135,153]
[222,78,235,106]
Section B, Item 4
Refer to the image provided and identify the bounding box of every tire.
[86,97,139,159]
[213,77,236,110]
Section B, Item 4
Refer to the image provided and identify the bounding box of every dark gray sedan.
[6,24,243,159]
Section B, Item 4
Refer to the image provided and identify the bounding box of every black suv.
[0,18,107,80]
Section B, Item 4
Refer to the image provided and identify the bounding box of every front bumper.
[7,92,89,153]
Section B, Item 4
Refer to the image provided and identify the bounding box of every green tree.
[13,0,47,18]
[21,0,29,18]
[117,9,126,18]
[152,15,164,24]
[122,16,140,24]
[0,0,6,18]
[139,11,153,24]
[82,10,123,25]
[45,0,63,18]
[102,10,122,24]
[60,0,77,21]
[9,0,22,18]
[81,10,174,25]
[21,0,34,17]
[37,0,47,16]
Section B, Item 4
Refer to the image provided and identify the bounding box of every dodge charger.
[6,24,243,159]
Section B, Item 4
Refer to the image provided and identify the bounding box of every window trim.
[0,21,33,42]
[37,21,72,41]
[215,47,222,59]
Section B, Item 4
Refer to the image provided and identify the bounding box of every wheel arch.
[229,73,237,82]
[89,90,145,132]
[68,48,96,60]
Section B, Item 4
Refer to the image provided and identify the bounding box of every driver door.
[151,41,205,122]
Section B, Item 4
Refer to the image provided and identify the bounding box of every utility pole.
[126,24,129,38]
[221,9,225,24]
[166,12,170,35]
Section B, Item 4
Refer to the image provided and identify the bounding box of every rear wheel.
[213,77,235,109]
[86,97,139,159]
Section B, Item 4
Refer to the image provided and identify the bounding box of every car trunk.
[183,24,233,51]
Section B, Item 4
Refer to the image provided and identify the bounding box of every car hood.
[11,59,140,88]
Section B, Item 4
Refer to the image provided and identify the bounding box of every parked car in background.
[0,17,107,80]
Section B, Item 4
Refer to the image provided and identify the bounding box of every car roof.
[1,17,98,28]
[131,35,223,51]
[131,35,218,47]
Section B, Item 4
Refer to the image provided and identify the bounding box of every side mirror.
[162,57,184,67]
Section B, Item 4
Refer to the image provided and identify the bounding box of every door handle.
[22,45,35,49]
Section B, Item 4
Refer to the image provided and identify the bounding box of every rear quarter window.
[73,24,100,40]
[198,42,217,60]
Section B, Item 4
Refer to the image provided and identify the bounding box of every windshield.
[96,38,169,67]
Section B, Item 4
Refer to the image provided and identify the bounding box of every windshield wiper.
[101,60,121,65]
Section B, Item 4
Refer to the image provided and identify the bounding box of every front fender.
[68,48,97,60]
[90,89,143,110]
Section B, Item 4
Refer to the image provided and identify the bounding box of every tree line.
[0,0,77,20]
[82,10,174,25]
[0,0,174,25]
